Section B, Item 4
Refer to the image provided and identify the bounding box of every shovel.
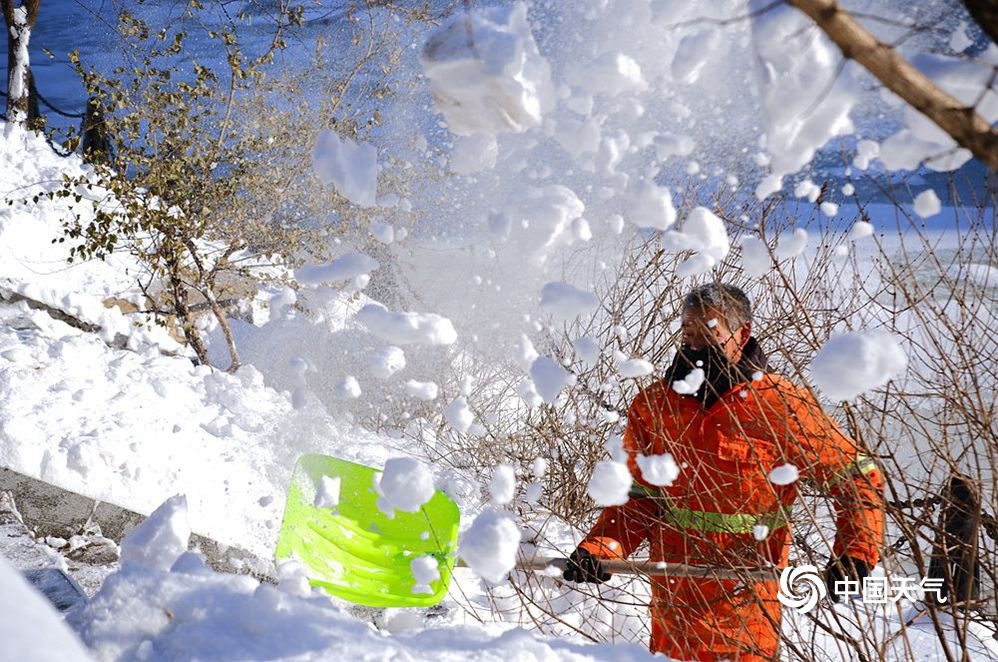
[275,454,779,608]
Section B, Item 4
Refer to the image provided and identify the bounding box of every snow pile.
[809,330,908,401]
[119,496,191,572]
[420,2,553,137]
[530,356,576,404]
[0,556,94,662]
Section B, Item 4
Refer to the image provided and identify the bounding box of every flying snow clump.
[357,303,457,346]
[420,1,553,137]
[539,282,599,321]
[587,461,631,506]
[377,458,436,514]
[459,510,522,583]
[740,236,771,278]
[636,453,680,487]
[314,475,341,509]
[530,356,576,403]
[368,346,406,379]
[848,221,874,241]
[672,367,705,395]
[311,130,378,208]
[809,330,907,401]
[769,463,799,486]
[914,189,942,218]
[296,252,379,285]
[410,556,441,595]
[490,464,516,505]
[444,397,475,433]
[404,380,439,401]
[615,351,654,379]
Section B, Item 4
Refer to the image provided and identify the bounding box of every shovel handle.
[513,556,780,582]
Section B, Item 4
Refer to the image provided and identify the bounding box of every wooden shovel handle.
[513,556,780,582]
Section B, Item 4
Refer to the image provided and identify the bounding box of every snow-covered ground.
[3,0,998,660]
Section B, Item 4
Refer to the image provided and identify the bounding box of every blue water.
[2,1,993,214]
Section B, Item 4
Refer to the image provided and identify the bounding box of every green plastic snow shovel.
[276,455,780,609]
[275,454,461,608]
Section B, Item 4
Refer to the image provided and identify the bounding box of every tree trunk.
[787,0,998,172]
[927,473,981,608]
[2,0,41,126]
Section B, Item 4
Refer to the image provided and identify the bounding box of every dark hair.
[683,283,752,331]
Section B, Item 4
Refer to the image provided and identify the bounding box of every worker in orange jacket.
[562,283,885,661]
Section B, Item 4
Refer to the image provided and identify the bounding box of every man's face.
[681,305,750,364]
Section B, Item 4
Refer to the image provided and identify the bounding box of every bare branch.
[787,0,998,172]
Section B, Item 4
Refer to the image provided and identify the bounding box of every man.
[562,283,885,661]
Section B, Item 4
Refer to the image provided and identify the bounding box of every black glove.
[561,548,612,584]
[825,555,870,602]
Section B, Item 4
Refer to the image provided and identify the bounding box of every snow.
[377,458,436,515]
[740,235,772,278]
[635,454,680,487]
[444,396,475,433]
[539,282,599,321]
[671,367,705,395]
[311,130,379,208]
[666,206,730,277]
[420,2,553,137]
[530,356,576,404]
[914,189,943,218]
[848,221,874,241]
[314,476,341,509]
[3,0,998,659]
[458,511,522,584]
[405,379,440,401]
[627,179,676,230]
[616,352,655,379]
[118,496,190,572]
[809,330,908,402]
[769,464,800,487]
[368,345,407,379]
[356,303,458,346]
[587,461,632,506]
[296,252,380,285]
[751,0,857,185]
[0,556,94,662]
[489,464,516,506]
[774,228,809,260]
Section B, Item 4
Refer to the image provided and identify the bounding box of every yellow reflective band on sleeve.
[825,455,878,490]
[661,501,792,534]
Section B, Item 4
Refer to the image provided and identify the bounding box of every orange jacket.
[579,368,885,659]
